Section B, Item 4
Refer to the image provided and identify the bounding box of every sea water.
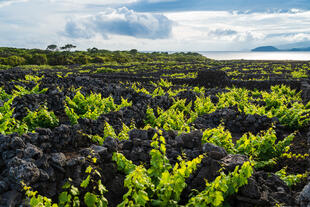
[199,51,310,61]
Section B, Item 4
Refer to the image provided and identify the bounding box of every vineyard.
[0,55,310,206]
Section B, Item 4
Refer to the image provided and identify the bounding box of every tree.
[60,44,77,52]
[87,47,99,53]
[46,44,58,51]
[129,49,138,54]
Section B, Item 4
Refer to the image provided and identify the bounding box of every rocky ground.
[0,66,309,206]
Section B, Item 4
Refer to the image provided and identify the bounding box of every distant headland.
[252,46,310,52]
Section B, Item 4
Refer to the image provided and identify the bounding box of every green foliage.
[120,165,154,207]
[235,128,294,161]
[151,79,173,88]
[202,125,235,154]
[81,132,105,145]
[161,72,197,79]
[253,158,277,170]
[166,88,187,97]
[80,164,108,207]
[152,87,166,98]
[5,55,26,66]
[112,152,136,175]
[0,97,27,135]
[202,125,294,163]
[75,55,91,64]
[291,70,308,78]
[145,106,191,132]
[103,122,117,139]
[0,87,12,100]
[13,84,48,96]
[22,181,58,207]
[22,75,45,83]
[60,44,77,51]
[23,106,59,130]
[145,99,196,132]
[148,132,172,183]
[0,64,11,70]
[46,44,58,51]
[31,53,48,65]
[275,167,309,187]
[154,155,203,206]
[0,47,208,66]
[215,85,310,129]
[271,102,310,129]
[86,122,134,144]
[58,179,80,207]
[65,91,132,125]
[131,82,151,95]
[186,161,253,207]
[259,85,310,129]
[217,87,250,110]
[118,123,132,140]
[64,105,80,125]
[113,132,204,206]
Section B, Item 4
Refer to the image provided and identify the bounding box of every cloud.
[166,9,310,45]
[48,0,138,5]
[64,20,95,39]
[208,29,237,36]
[0,0,27,7]
[1,0,310,51]
[129,0,310,12]
[63,7,173,39]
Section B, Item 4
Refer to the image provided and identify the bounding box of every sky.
[1,0,310,51]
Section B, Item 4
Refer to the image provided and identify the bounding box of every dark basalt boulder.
[220,154,249,172]
[8,157,40,186]
[24,143,43,160]
[192,106,279,135]
[128,129,149,140]
[299,182,310,207]
[176,90,200,104]
[197,69,230,88]
[202,142,227,159]
[0,190,22,207]
[175,130,202,149]
[301,81,310,104]
[231,171,295,206]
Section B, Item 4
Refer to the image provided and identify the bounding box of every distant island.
[252,46,310,51]
[252,46,280,51]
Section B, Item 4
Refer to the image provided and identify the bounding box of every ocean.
[199,51,310,61]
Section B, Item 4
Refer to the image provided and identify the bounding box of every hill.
[252,45,310,52]
[252,46,280,51]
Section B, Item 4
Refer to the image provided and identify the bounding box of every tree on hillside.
[87,47,99,53]
[46,44,58,51]
[60,44,77,52]
[129,49,138,54]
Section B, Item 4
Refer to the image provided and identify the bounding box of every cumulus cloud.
[64,20,95,39]
[63,7,173,39]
